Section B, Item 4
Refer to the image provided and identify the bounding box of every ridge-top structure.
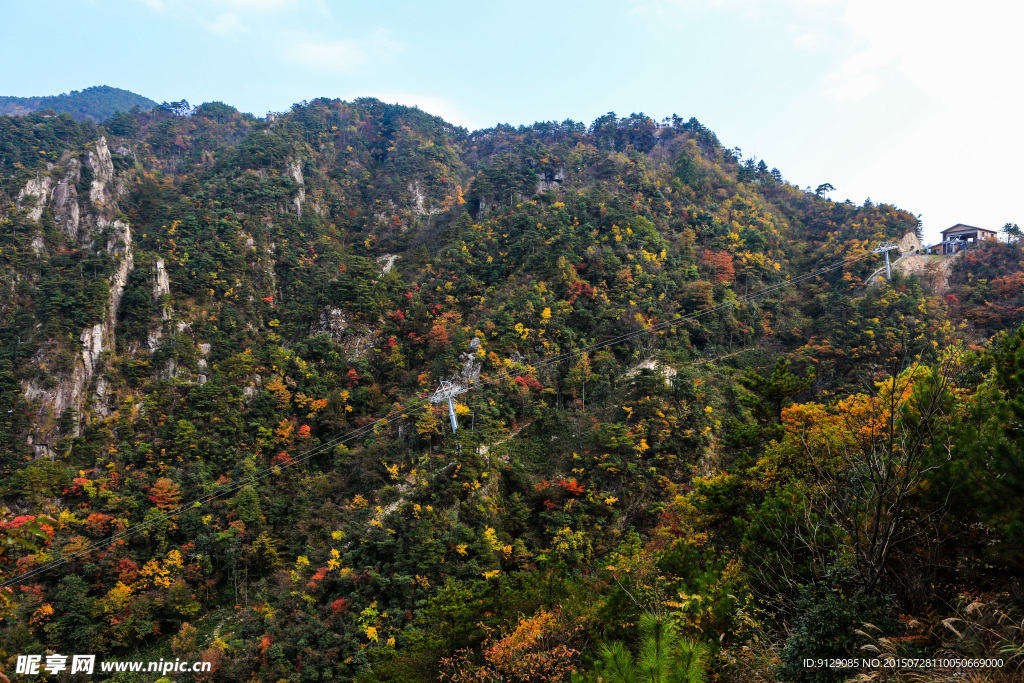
[926,223,997,255]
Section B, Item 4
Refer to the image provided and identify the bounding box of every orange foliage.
[554,478,585,496]
[149,478,182,511]
[83,512,115,536]
[514,375,543,391]
[440,609,581,682]
[274,419,295,445]
[29,603,54,627]
[265,375,292,408]
[426,310,462,348]
[777,365,929,473]
[116,558,139,584]
[992,272,1024,299]
[701,249,735,283]
[295,393,329,417]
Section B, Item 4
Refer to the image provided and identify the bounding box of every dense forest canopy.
[0,97,1020,682]
[0,85,158,123]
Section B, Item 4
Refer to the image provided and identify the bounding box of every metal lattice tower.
[873,241,899,279]
[433,380,461,433]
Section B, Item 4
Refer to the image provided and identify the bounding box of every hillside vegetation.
[0,99,1021,682]
[0,85,157,122]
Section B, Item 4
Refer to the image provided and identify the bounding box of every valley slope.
[0,100,1020,683]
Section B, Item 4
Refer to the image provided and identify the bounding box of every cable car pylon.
[873,241,899,279]
[432,380,464,433]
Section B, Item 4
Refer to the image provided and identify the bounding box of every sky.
[1,0,1020,245]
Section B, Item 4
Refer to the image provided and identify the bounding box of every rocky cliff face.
[87,136,115,209]
[17,176,52,223]
[16,157,82,242]
[144,257,171,350]
[287,159,306,217]
[18,137,136,454]
[899,230,923,253]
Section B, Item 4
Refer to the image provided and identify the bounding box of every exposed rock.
[287,159,306,216]
[377,254,398,275]
[431,338,484,400]
[899,230,923,253]
[87,220,134,416]
[17,175,53,221]
[149,257,171,342]
[153,257,171,302]
[537,168,565,194]
[310,308,383,359]
[80,323,105,378]
[30,235,45,255]
[458,342,483,386]
[146,327,163,351]
[17,142,135,448]
[93,377,110,418]
[87,136,115,208]
[22,220,134,445]
[16,159,82,239]
[892,251,961,295]
[626,357,677,386]
[409,181,428,216]
[22,362,88,444]
[312,308,349,339]
[867,231,924,287]
[50,158,81,239]
[104,221,134,336]
[341,329,380,360]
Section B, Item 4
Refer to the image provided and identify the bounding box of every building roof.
[942,223,996,235]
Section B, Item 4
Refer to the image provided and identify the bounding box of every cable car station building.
[925,224,998,255]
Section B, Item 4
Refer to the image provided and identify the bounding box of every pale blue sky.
[2,0,1020,244]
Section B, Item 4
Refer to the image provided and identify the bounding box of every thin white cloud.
[286,30,403,73]
[222,0,290,9]
[206,12,245,36]
[824,0,1024,105]
[804,0,1024,240]
[822,40,894,101]
[620,0,1022,241]
[290,39,368,71]
[311,0,333,19]
[137,0,298,17]
[824,72,880,102]
[632,0,839,19]
[793,32,820,50]
[357,92,477,129]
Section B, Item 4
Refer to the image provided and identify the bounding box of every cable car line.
[0,248,874,588]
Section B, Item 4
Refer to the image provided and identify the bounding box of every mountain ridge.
[0,85,157,122]
[0,98,1020,682]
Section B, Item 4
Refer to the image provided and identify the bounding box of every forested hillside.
[0,99,1021,682]
[0,86,157,122]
